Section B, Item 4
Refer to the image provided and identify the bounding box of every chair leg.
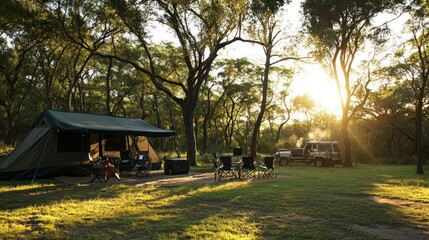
[214,169,221,181]
[105,167,121,182]
[90,169,104,183]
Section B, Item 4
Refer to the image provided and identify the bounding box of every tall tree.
[408,0,428,175]
[302,0,403,167]
[386,0,429,174]
[247,0,295,157]
[0,0,47,145]
[55,0,248,165]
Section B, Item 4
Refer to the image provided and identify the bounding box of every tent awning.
[38,109,175,137]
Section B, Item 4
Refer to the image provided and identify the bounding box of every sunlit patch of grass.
[397,178,428,187]
[0,183,56,193]
[183,212,259,240]
[371,183,429,203]
[0,222,31,239]
[369,184,429,229]
[0,164,428,239]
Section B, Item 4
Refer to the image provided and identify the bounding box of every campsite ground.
[0,164,428,239]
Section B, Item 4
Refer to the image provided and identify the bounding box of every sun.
[292,65,343,116]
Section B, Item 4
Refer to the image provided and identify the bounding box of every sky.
[218,0,342,116]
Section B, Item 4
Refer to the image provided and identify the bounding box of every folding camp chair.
[258,157,277,179]
[104,158,121,182]
[214,156,237,181]
[119,151,133,176]
[88,155,105,183]
[131,151,151,178]
[239,156,257,180]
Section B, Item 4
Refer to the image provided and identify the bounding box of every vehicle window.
[332,144,340,152]
[318,144,330,152]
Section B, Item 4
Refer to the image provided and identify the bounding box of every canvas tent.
[0,109,174,179]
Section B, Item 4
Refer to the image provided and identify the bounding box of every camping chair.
[130,151,151,178]
[104,158,121,182]
[240,156,257,180]
[88,154,105,183]
[119,151,133,176]
[214,156,237,181]
[258,157,277,179]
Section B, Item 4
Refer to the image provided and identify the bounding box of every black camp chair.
[88,155,105,183]
[88,153,121,183]
[131,151,151,178]
[119,151,133,175]
[258,157,277,179]
[239,156,257,180]
[214,156,237,181]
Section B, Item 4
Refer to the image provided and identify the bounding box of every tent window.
[57,132,89,152]
[105,135,126,151]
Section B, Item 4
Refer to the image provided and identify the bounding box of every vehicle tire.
[280,158,289,166]
[315,158,324,167]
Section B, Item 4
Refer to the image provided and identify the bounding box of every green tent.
[0,109,175,179]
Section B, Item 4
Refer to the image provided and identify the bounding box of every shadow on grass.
[0,180,130,211]
[0,164,428,239]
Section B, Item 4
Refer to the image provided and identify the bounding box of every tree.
[274,81,293,144]
[293,94,315,138]
[407,0,428,174]
[54,0,248,165]
[0,0,48,145]
[365,84,416,159]
[35,40,69,109]
[302,0,403,167]
[385,0,429,174]
[247,0,296,157]
[211,58,259,149]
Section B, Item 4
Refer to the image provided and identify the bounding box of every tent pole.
[98,134,103,158]
[32,130,51,184]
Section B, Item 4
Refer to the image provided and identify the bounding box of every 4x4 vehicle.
[274,141,342,167]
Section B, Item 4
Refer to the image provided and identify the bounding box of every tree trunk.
[106,58,113,115]
[416,99,424,174]
[251,50,271,157]
[276,121,287,144]
[5,108,15,146]
[182,105,197,166]
[168,107,181,158]
[342,119,352,167]
[202,115,208,154]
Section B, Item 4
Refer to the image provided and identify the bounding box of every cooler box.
[164,158,190,175]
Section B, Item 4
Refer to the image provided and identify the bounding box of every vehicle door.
[317,143,331,159]
[307,143,318,160]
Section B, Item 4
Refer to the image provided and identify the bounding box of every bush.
[197,153,215,165]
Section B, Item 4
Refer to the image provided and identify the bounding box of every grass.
[0,164,428,239]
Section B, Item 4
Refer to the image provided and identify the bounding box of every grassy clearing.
[0,164,428,239]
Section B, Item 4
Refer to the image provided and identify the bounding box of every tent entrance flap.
[32,130,52,183]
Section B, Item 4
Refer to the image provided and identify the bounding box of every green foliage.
[0,143,14,160]
[251,0,290,15]
[0,0,427,168]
